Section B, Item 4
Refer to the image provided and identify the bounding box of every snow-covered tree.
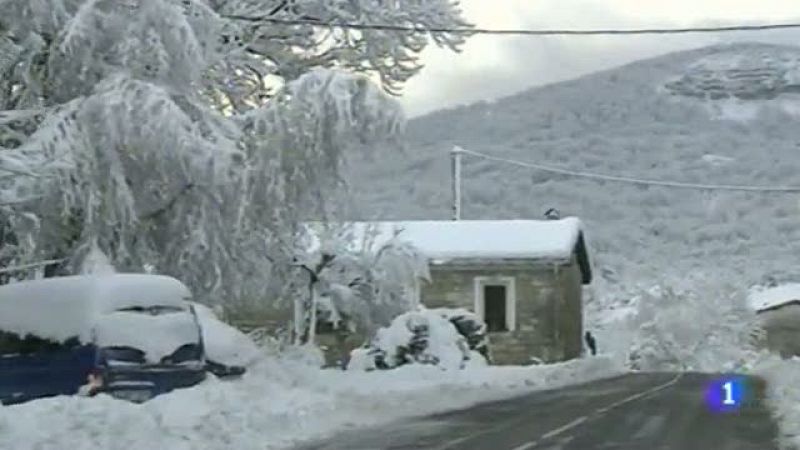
[0,1,469,309]
[292,223,430,344]
[627,281,766,372]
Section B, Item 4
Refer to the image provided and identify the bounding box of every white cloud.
[400,0,800,117]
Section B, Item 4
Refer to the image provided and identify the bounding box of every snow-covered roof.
[306,218,591,282]
[749,284,800,312]
[312,218,582,259]
[0,274,193,343]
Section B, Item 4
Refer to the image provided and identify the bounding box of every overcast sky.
[399,0,800,117]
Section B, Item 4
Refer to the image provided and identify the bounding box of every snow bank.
[754,357,800,449]
[306,219,583,261]
[0,354,623,450]
[191,302,260,367]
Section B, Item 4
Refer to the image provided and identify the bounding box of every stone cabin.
[320,218,592,366]
[749,284,800,358]
[230,218,592,366]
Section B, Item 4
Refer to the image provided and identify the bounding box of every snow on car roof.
[306,218,584,261]
[0,276,96,343]
[748,283,800,312]
[91,274,192,314]
[0,274,192,343]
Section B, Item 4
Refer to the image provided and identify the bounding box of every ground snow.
[0,354,623,450]
[754,357,800,449]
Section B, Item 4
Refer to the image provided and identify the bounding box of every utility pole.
[451,146,463,220]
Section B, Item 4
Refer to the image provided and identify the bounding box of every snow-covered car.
[0,274,208,405]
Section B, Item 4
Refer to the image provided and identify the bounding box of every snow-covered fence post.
[451,146,463,221]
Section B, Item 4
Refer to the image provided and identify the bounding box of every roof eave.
[756,299,800,313]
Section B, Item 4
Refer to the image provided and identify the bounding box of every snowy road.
[297,372,779,450]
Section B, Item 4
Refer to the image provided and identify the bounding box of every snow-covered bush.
[348,308,488,371]
[627,280,766,372]
[428,307,491,362]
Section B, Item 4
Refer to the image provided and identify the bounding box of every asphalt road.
[296,372,781,450]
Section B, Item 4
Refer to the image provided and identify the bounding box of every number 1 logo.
[722,381,736,406]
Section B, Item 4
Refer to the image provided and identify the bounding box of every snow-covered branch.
[0,0,467,319]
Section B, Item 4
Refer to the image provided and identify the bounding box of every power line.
[456,148,800,193]
[227,16,800,36]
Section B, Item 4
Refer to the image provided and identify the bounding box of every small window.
[484,285,508,332]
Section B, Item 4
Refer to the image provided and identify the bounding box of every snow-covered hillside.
[346,42,800,302]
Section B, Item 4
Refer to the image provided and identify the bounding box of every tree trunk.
[308,283,318,345]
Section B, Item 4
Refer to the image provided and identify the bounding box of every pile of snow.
[191,302,260,367]
[626,280,765,372]
[0,352,623,450]
[306,219,583,261]
[754,357,800,449]
[748,283,800,312]
[348,308,486,371]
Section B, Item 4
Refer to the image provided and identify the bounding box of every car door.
[0,335,96,405]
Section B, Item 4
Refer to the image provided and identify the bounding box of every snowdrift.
[0,353,623,450]
[755,357,800,449]
[191,302,260,367]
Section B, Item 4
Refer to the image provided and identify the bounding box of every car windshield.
[94,308,201,364]
[102,343,201,365]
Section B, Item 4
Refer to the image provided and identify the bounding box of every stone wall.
[558,255,585,360]
[422,260,583,365]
